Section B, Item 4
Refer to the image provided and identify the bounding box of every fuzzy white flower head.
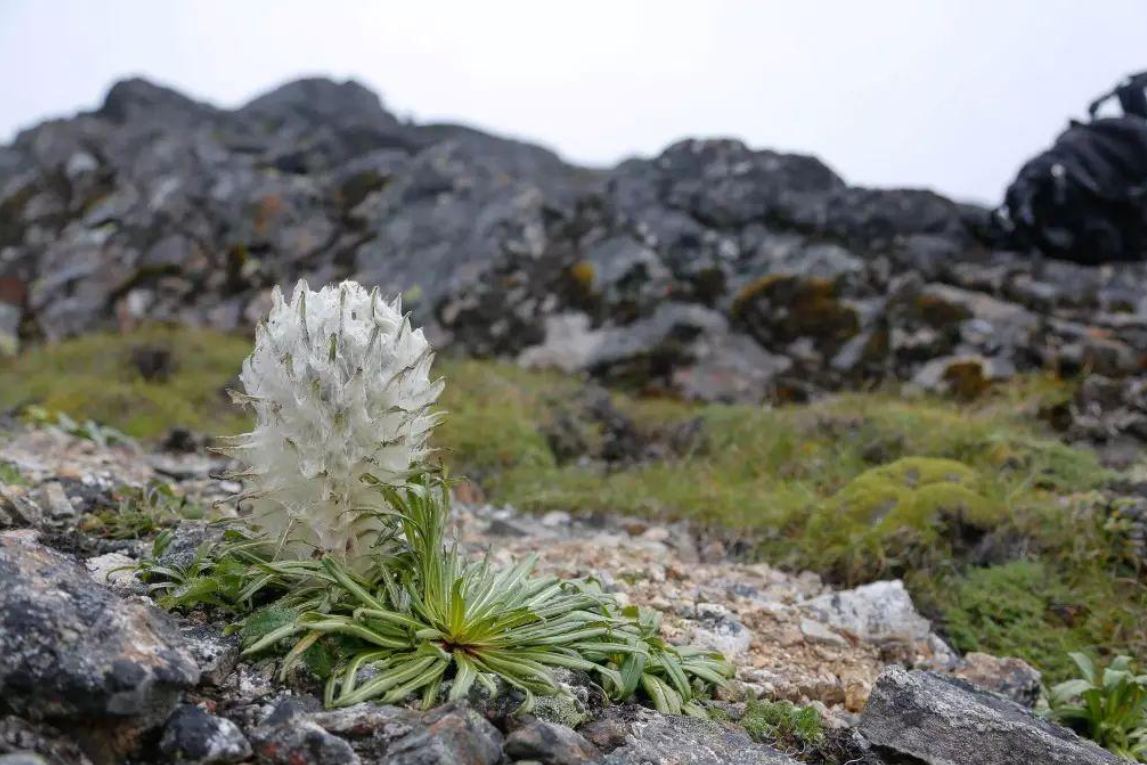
[221,279,443,562]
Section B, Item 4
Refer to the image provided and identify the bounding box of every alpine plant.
[213,278,731,714]
[218,279,443,564]
[241,480,733,715]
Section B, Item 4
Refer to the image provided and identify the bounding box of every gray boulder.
[859,667,1121,765]
[598,706,801,765]
[159,705,251,765]
[801,579,931,647]
[951,652,1042,708]
[649,138,845,229]
[355,139,565,351]
[250,698,502,765]
[822,186,970,250]
[503,719,598,765]
[248,699,360,765]
[382,702,504,765]
[0,716,93,765]
[0,531,199,759]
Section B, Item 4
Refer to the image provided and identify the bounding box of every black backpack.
[1001,72,1147,264]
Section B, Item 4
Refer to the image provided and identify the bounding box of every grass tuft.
[740,699,826,755]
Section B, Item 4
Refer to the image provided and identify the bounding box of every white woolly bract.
[220,279,443,562]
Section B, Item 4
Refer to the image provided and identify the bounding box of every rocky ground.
[0,423,1124,765]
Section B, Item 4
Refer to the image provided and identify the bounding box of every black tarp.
[1001,73,1147,264]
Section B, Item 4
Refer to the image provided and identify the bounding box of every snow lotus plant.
[218,279,442,565]
[242,479,734,714]
[217,279,731,713]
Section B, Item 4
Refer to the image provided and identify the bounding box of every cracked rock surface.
[859,667,1121,765]
[0,531,198,757]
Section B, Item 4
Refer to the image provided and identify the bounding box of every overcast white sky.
[1,1,1145,203]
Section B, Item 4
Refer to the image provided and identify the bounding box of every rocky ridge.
[3,78,1147,459]
[0,423,1118,765]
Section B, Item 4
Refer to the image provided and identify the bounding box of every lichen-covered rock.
[801,580,931,647]
[732,274,861,356]
[154,521,226,572]
[159,706,251,765]
[0,530,199,759]
[250,698,502,765]
[688,606,753,659]
[521,306,789,403]
[0,716,93,765]
[671,330,792,404]
[597,706,801,765]
[248,700,360,765]
[179,625,241,687]
[378,702,503,765]
[10,75,1147,442]
[913,353,1019,399]
[530,670,599,729]
[798,617,848,647]
[83,552,143,594]
[859,667,1121,765]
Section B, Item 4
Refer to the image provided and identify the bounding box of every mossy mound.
[805,457,1002,584]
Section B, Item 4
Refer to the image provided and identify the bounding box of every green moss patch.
[0,325,253,440]
[804,457,1001,584]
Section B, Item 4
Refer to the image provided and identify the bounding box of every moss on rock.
[732,274,860,350]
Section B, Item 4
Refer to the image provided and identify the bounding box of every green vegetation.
[138,476,733,714]
[235,479,732,714]
[80,481,207,540]
[0,461,24,487]
[803,457,998,584]
[137,529,260,611]
[0,325,252,439]
[24,407,130,447]
[1046,652,1147,761]
[439,358,1139,682]
[939,562,1103,681]
[3,329,1142,684]
[439,359,1106,540]
[739,699,826,756]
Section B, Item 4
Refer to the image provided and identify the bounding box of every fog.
[2,0,1145,202]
